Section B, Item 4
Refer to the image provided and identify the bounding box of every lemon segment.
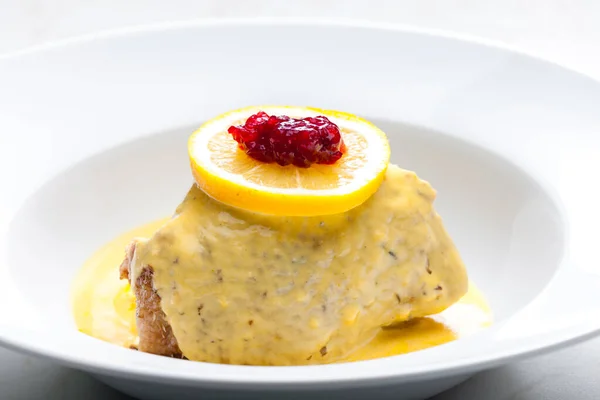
[188,106,390,216]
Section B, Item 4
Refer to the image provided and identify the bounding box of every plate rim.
[1,18,600,387]
[1,17,599,85]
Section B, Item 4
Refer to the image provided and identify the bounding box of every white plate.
[1,20,600,400]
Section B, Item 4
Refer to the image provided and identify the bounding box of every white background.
[1,1,600,399]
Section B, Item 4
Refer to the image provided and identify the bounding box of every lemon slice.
[188,106,390,216]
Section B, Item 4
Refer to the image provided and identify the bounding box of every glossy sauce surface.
[128,166,472,365]
[73,185,492,364]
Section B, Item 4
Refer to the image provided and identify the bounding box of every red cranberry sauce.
[227,111,345,168]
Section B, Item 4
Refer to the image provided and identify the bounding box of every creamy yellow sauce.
[72,218,491,362]
[73,167,492,364]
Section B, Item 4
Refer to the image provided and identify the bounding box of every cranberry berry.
[228,111,345,168]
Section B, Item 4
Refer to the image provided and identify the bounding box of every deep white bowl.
[1,20,600,400]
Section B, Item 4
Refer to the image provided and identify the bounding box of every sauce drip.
[72,219,492,363]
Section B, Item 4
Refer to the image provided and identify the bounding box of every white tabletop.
[2,1,600,399]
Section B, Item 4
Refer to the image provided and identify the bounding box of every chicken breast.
[123,165,468,365]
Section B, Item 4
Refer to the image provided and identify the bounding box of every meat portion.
[120,241,182,358]
[121,165,468,365]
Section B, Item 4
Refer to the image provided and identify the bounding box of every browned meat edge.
[120,241,183,358]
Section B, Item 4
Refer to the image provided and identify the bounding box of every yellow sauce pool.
[72,218,492,363]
